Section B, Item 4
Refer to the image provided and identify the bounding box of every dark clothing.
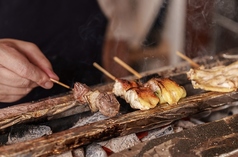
[0,0,108,107]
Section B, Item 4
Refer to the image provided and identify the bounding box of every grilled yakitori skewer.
[73,82,120,117]
[93,62,160,110]
[50,76,120,117]
[187,60,238,92]
[143,77,186,105]
[113,56,187,105]
[176,51,238,92]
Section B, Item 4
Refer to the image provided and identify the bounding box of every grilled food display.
[73,82,120,117]
[73,82,91,104]
[144,78,187,105]
[187,60,238,92]
[113,77,186,110]
[124,86,160,110]
[113,78,140,99]
[113,78,159,110]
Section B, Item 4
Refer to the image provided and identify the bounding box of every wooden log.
[111,110,238,157]
[0,54,233,131]
[0,93,79,130]
[0,91,238,156]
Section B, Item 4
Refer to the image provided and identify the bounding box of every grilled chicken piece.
[144,78,186,105]
[187,61,238,92]
[113,78,139,98]
[73,82,120,117]
[124,87,160,110]
[112,78,159,110]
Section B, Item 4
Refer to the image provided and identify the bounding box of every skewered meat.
[73,82,120,117]
[113,78,139,98]
[124,87,160,110]
[144,78,186,105]
[96,92,120,117]
[113,78,159,110]
[73,82,91,104]
[85,91,101,112]
[187,61,238,92]
[113,77,186,109]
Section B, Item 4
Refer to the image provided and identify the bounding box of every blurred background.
[99,0,238,80]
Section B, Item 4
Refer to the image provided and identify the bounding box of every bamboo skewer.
[51,52,197,89]
[176,51,200,69]
[50,78,71,89]
[113,56,142,78]
[93,62,116,81]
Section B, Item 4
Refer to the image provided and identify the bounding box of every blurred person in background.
[0,0,108,107]
[0,0,166,107]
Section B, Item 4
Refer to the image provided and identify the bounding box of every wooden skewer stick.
[113,56,142,79]
[176,51,200,69]
[93,62,116,81]
[50,78,71,89]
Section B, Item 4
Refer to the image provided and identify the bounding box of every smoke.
[212,0,238,54]
[183,0,238,58]
[214,0,236,19]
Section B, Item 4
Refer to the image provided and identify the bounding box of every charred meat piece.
[124,87,160,110]
[73,82,91,104]
[144,78,186,105]
[187,61,238,92]
[96,92,120,117]
[73,82,120,117]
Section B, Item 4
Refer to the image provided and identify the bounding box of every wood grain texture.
[0,90,238,156]
[111,112,238,157]
[0,93,77,130]
[0,54,236,156]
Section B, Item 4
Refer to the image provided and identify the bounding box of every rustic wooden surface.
[0,54,233,131]
[0,93,78,130]
[111,112,238,157]
[0,54,236,156]
[0,90,238,156]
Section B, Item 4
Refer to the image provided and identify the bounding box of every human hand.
[0,39,59,102]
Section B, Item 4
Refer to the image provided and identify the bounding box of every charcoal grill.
[0,52,238,156]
